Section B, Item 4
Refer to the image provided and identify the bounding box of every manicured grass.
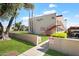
[41,36,48,42]
[38,35,48,44]
[12,31,28,34]
[44,49,67,56]
[0,38,34,56]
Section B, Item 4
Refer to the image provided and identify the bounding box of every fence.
[49,37,79,56]
[9,33,41,45]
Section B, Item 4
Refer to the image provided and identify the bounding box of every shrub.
[51,31,67,38]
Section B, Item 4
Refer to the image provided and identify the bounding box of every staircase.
[41,20,65,35]
[44,24,60,35]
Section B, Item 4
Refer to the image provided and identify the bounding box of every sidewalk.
[18,40,49,56]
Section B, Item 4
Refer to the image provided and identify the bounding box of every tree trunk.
[5,16,15,33]
[4,16,15,39]
[0,22,4,39]
[29,10,31,32]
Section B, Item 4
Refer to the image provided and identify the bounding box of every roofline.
[56,15,63,17]
[30,13,56,19]
[68,26,79,29]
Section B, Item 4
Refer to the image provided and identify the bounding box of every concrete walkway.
[19,40,49,56]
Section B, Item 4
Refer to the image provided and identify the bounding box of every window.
[52,17,55,19]
[57,28,62,32]
[37,18,43,21]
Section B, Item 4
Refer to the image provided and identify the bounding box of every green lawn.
[41,36,48,42]
[0,38,34,56]
[11,31,28,34]
[38,35,48,44]
[44,49,67,56]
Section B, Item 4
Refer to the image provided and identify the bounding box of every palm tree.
[15,22,22,31]
[0,3,34,40]
[24,3,34,32]
[31,7,34,32]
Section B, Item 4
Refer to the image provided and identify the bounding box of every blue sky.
[1,3,79,28]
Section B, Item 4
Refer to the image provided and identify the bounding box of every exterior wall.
[56,15,63,21]
[48,27,56,34]
[49,37,79,56]
[56,15,65,32]
[45,27,56,35]
[30,13,56,34]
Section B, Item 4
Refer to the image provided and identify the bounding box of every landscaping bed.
[0,38,34,56]
[51,31,67,38]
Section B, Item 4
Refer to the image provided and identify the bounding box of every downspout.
[31,9,34,33]
[56,17,57,32]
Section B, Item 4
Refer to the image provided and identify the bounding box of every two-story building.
[29,13,65,35]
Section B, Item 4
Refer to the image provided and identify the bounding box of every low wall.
[49,37,79,56]
[9,33,41,45]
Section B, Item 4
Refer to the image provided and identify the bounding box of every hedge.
[51,31,67,38]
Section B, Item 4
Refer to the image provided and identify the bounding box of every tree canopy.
[0,3,35,39]
[0,3,34,20]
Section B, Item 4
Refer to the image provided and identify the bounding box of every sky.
[1,3,79,29]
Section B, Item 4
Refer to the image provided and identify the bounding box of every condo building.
[29,13,65,35]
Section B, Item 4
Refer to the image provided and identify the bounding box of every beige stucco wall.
[9,33,41,45]
[30,13,56,34]
[49,37,79,56]
[56,16,63,21]
[56,16,65,31]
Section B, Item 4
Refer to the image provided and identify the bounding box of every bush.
[51,31,67,38]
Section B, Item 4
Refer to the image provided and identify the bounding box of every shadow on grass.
[44,49,68,56]
[10,37,35,46]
